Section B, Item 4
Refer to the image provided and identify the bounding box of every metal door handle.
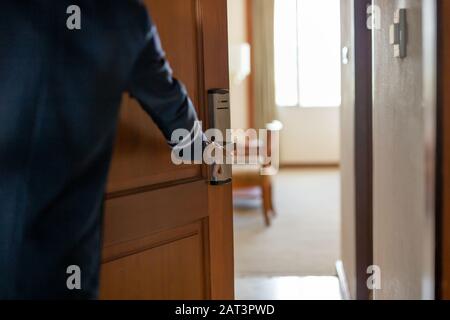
[207,89,232,185]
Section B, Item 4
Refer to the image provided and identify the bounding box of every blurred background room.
[227,0,342,300]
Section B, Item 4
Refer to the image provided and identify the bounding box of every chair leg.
[262,183,271,226]
[268,182,276,216]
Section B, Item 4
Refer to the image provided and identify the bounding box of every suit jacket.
[0,0,198,299]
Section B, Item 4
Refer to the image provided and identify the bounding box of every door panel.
[100,0,234,300]
[103,182,208,247]
[100,222,206,300]
[372,0,436,299]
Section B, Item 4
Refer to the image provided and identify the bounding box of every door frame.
[338,0,373,300]
[353,0,373,301]
[436,0,450,300]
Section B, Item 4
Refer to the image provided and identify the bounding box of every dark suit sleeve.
[128,23,199,144]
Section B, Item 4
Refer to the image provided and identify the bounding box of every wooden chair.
[232,121,282,226]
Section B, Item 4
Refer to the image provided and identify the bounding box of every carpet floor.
[233,168,341,277]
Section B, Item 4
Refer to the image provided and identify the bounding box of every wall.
[227,0,250,130]
[279,107,340,165]
[372,0,436,299]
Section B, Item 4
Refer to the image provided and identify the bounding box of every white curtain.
[252,0,278,129]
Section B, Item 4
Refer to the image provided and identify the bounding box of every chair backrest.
[264,120,283,160]
[231,120,283,169]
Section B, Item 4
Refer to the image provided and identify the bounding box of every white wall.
[279,107,340,165]
[372,0,436,300]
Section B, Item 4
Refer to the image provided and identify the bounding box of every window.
[274,0,342,108]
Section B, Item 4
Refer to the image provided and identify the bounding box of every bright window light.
[275,0,342,108]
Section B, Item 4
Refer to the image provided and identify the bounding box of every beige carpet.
[233,169,341,277]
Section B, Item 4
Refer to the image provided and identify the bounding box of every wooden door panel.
[103,181,208,247]
[100,222,207,300]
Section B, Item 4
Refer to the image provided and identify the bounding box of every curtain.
[252,0,278,129]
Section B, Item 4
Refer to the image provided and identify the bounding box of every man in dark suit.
[0,1,202,299]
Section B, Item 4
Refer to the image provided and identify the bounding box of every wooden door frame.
[353,0,373,301]
[338,0,373,300]
[436,0,450,300]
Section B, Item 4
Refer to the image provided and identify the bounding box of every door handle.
[207,89,232,185]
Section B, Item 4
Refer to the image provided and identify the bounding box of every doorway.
[227,0,343,300]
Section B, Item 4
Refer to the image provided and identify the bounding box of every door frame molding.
[339,0,373,300]
[436,0,450,300]
[353,0,373,301]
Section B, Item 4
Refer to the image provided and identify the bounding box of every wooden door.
[372,0,436,299]
[98,0,234,300]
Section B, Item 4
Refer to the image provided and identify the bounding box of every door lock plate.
[390,9,407,58]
